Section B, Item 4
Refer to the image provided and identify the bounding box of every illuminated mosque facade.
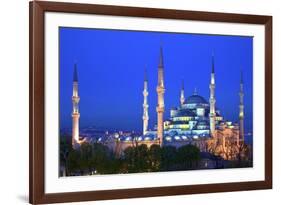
[71,47,246,160]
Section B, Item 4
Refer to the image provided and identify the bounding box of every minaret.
[156,46,165,146]
[209,54,216,137]
[239,70,245,143]
[142,69,149,135]
[72,63,80,146]
[180,79,185,105]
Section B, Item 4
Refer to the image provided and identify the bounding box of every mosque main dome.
[185,94,208,105]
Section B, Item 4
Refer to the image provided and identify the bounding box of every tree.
[236,143,252,167]
[160,146,177,171]
[123,144,149,173]
[67,148,80,175]
[79,142,93,174]
[123,146,137,173]
[177,144,200,169]
[148,144,161,171]
[59,136,72,176]
[135,144,149,172]
[91,143,112,174]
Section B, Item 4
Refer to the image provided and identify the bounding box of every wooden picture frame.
[29,1,272,204]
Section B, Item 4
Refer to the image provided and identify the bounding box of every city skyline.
[59,27,253,133]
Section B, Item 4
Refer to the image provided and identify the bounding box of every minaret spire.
[144,67,148,81]
[211,53,215,84]
[142,68,149,135]
[156,46,165,146]
[72,63,80,146]
[159,45,164,68]
[73,63,78,82]
[240,70,243,84]
[180,79,185,105]
[157,46,164,87]
[212,52,215,74]
[239,70,245,143]
[209,53,216,137]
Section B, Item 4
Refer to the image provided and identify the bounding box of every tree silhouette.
[148,144,161,171]
[160,146,177,171]
[177,144,200,169]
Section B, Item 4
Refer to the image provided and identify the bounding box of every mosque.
[71,47,246,160]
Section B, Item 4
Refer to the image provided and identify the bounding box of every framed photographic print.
[29,1,272,204]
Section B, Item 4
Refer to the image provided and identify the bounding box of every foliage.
[67,148,80,174]
[148,144,161,171]
[160,146,177,171]
[59,139,251,176]
[123,144,149,173]
[59,136,72,176]
[176,144,200,169]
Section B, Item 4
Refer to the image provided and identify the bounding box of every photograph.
[28,1,273,204]
[59,27,253,177]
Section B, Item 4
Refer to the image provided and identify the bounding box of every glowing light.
[179,124,189,129]
[169,124,189,130]
[165,136,172,141]
[125,137,131,141]
[216,116,223,121]
[173,117,192,121]
[175,136,181,140]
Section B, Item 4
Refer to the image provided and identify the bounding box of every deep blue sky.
[59,27,253,133]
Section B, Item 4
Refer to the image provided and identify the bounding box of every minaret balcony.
[156,86,165,93]
[142,116,149,120]
[72,113,80,117]
[143,104,149,108]
[72,96,80,101]
[143,90,148,95]
[156,107,164,113]
[209,84,215,89]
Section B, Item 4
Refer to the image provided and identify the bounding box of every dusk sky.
[59,27,253,133]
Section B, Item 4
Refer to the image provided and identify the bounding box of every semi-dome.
[174,109,196,117]
[185,94,208,104]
